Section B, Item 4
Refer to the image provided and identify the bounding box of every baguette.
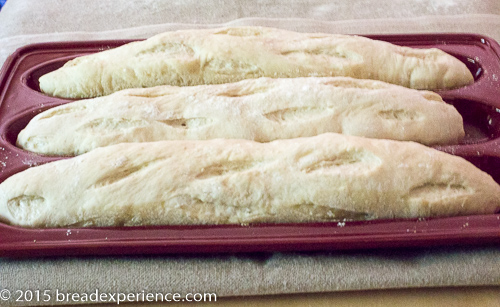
[20,77,464,156]
[1,133,498,228]
[39,27,474,98]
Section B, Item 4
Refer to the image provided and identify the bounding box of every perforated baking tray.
[0,33,500,257]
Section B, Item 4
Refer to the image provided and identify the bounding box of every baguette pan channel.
[38,27,474,98]
[19,77,464,156]
[1,133,499,228]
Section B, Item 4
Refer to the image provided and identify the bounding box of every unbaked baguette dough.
[20,77,464,156]
[1,133,499,228]
[38,27,474,98]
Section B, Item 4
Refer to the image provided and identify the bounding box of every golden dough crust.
[39,27,474,98]
[1,133,498,228]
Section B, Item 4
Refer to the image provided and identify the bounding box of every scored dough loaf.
[38,27,474,98]
[19,77,464,156]
[1,133,499,228]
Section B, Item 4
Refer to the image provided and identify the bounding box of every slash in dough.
[20,77,464,156]
[1,133,499,228]
[38,27,474,98]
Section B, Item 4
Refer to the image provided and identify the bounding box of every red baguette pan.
[0,33,499,257]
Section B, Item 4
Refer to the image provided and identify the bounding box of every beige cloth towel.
[0,0,500,305]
